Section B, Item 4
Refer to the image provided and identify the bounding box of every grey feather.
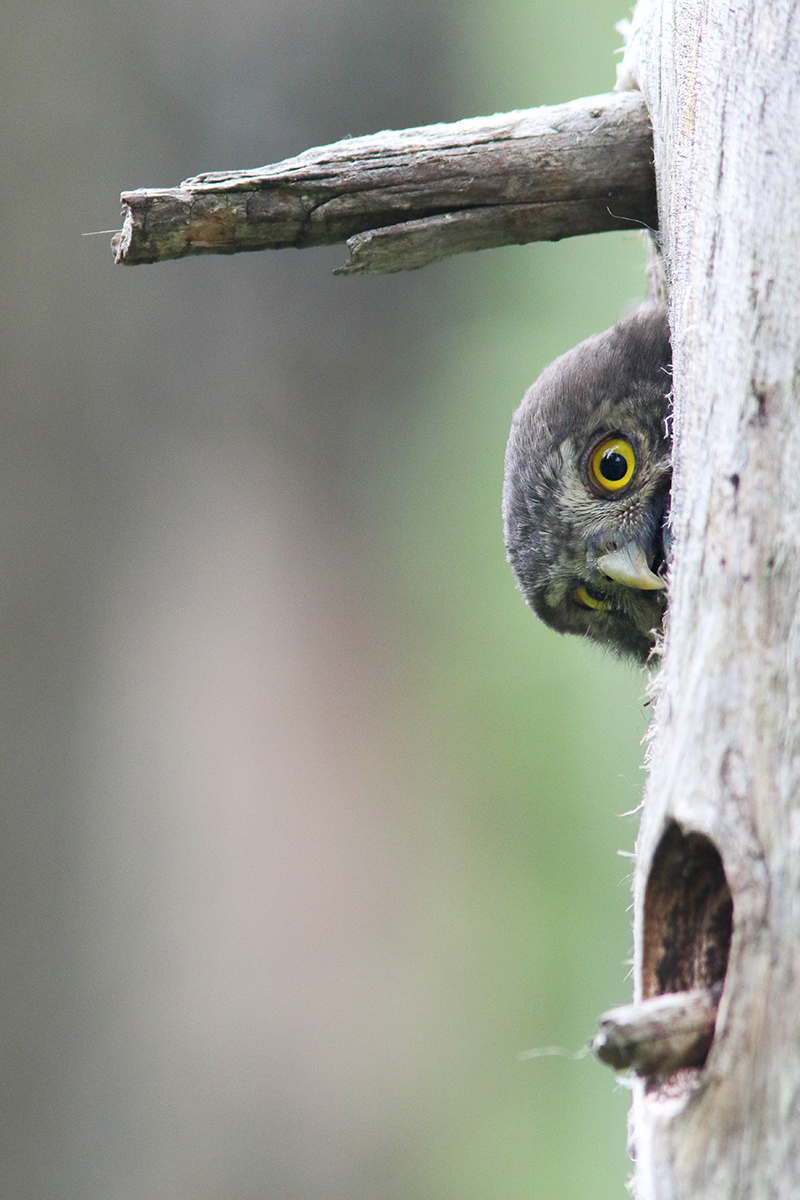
[503,305,672,663]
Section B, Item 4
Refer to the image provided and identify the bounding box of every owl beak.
[597,540,666,591]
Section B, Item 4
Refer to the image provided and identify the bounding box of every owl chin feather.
[503,304,672,664]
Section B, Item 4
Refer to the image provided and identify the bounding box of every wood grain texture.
[621,1,800,1195]
[112,91,656,270]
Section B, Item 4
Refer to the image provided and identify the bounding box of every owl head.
[503,305,672,663]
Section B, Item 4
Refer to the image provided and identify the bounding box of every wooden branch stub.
[592,985,722,1077]
[112,91,656,273]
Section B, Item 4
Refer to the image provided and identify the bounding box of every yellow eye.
[575,585,610,612]
[589,436,636,493]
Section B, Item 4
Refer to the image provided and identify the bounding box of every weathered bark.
[620,1,800,1195]
[112,91,656,271]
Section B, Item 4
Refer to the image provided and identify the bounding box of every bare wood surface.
[112,91,656,272]
[620,0,800,1196]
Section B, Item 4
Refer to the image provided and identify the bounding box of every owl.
[503,305,672,663]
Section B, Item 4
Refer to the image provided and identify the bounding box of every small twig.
[113,91,656,273]
[591,984,722,1076]
[518,1043,591,1061]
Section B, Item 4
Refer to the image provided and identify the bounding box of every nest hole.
[641,822,732,1089]
[643,821,732,999]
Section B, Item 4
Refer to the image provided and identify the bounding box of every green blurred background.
[2,0,650,1196]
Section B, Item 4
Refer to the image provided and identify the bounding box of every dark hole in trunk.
[641,821,732,1085]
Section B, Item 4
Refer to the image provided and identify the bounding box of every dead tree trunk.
[620,0,800,1195]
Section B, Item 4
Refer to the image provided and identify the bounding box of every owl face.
[503,306,672,663]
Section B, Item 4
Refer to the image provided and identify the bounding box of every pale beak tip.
[597,542,666,591]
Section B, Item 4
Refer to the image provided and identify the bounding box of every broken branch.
[112,91,656,274]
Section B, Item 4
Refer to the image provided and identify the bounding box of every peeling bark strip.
[112,91,656,271]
